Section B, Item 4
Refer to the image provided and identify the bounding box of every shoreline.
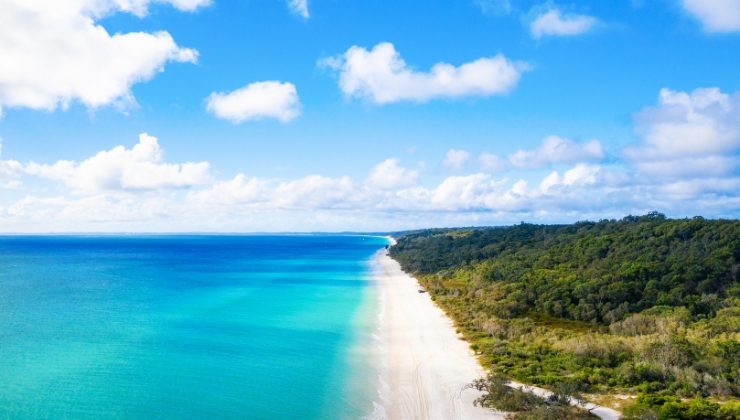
[371,242,622,420]
[370,248,504,419]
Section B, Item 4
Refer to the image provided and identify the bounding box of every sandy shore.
[370,248,504,420]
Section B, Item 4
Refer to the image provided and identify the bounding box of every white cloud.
[188,174,361,212]
[508,135,605,168]
[539,164,602,194]
[431,174,507,211]
[631,88,739,158]
[366,158,419,190]
[658,177,740,199]
[288,0,309,18]
[627,87,740,178]
[0,0,204,114]
[681,0,740,32]
[444,149,472,169]
[188,174,268,206]
[529,8,598,39]
[633,155,737,179]
[161,0,211,11]
[321,42,527,104]
[188,174,359,210]
[0,140,23,188]
[479,152,507,172]
[91,0,211,16]
[273,175,356,209]
[424,167,609,213]
[206,81,301,123]
[26,133,211,192]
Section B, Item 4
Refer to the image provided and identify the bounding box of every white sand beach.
[370,248,505,420]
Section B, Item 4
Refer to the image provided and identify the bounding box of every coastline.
[371,239,623,420]
[369,247,504,419]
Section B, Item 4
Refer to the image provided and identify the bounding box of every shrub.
[468,374,543,412]
[628,395,731,420]
[717,402,740,420]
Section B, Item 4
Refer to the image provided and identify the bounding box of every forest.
[390,213,739,419]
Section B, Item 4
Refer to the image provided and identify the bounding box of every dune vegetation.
[390,213,739,419]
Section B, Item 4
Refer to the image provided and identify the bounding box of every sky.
[0,0,738,232]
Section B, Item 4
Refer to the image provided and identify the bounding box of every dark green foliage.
[624,395,740,419]
[509,406,595,420]
[391,214,739,324]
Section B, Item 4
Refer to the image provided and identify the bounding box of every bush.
[622,403,659,420]
[717,402,740,420]
[468,374,596,418]
[507,405,594,419]
[468,374,543,412]
[627,394,735,420]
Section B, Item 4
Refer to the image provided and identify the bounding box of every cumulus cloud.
[188,174,268,206]
[206,81,301,123]
[425,166,614,213]
[681,0,740,32]
[273,175,356,209]
[0,0,204,114]
[89,0,211,16]
[188,174,359,211]
[321,42,527,104]
[539,163,602,194]
[508,135,605,168]
[26,133,211,192]
[444,149,472,169]
[187,174,361,211]
[631,88,739,158]
[529,7,598,39]
[287,0,309,18]
[431,174,506,211]
[0,140,23,188]
[627,87,740,178]
[479,152,507,172]
[366,158,419,190]
[658,177,740,199]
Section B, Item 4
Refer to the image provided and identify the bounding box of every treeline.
[391,213,738,324]
[390,214,740,418]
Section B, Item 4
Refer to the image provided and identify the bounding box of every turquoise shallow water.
[0,235,388,419]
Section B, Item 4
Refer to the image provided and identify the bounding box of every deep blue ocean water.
[0,235,388,419]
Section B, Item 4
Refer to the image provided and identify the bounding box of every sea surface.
[0,235,388,419]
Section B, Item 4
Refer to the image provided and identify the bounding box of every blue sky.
[0,0,738,232]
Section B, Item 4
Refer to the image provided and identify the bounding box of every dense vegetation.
[390,214,740,419]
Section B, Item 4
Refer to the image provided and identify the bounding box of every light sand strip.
[371,249,504,420]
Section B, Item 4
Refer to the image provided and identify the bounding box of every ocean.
[0,235,388,419]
